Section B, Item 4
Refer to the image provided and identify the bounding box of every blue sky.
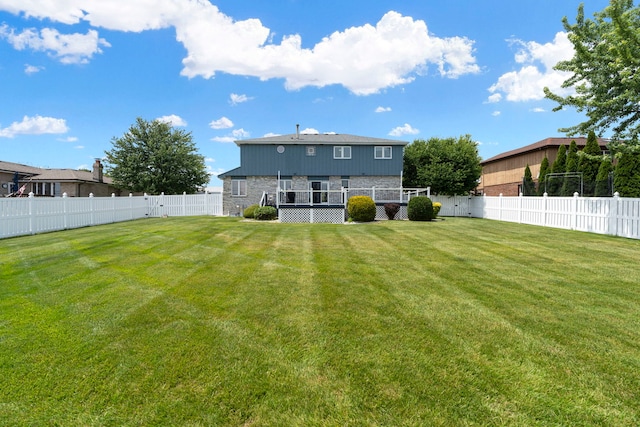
[0,0,612,188]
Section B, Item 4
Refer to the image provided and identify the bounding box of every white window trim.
[231,179,247,196]
[375,146,392,159]
[306,146,316,156]
[334,146,351,159]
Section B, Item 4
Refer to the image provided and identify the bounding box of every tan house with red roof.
[478,137,609,196]
[1,159,124,197]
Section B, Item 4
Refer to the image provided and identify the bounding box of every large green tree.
[544,0,640,143]
[105,118,209,194]
[403,135,481,195]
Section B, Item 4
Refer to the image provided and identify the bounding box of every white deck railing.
[274,187,430,207]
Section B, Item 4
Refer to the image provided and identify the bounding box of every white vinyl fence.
[0,192,222,240]
[432,193,640,240]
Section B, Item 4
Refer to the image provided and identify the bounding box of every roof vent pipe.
[296,123,300,140]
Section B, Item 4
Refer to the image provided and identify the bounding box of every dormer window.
[334,146,351,159]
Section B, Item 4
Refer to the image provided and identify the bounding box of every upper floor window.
[334,146,351,159]
[232,179,247,196]
[375,146,392,159]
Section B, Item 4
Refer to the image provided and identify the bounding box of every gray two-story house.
[218,131,408,216]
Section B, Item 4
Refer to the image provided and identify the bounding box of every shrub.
[432,202,442,218]
[254,206,277,221]
[407,196,433,221]
[384,203,401,220]
[347,195,376,222]
[243,204,259,219]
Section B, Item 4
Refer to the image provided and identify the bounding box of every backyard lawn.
[0,217,639,426]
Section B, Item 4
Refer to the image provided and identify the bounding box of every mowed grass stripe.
[0,217,639,425]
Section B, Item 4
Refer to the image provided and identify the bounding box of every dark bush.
[254,206,277,221]
[407,196,433,221]
[384,203,401,220]
[243,204,259,219]
[347,195,376,222]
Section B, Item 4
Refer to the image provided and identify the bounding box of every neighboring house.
[218,130,408,215]
[478,137,609,196]
[1,159,123,197]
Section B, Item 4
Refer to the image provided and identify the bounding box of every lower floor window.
[232,179,247,196]
[31,182,59,196]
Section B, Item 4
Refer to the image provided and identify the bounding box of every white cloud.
[389,123,419,136]
[531,107,546,113]
[0,115,69,138]
[263,132,281,137]
[229,93,252,106]
[492,111,501,117]
[300,128,319,134]
[232,128,250,138]
[156,114,187,126]
[0,24,110,64]
[74,145,84,149]
[209,116,234,129]
[486,93,502,103]
[0,3,479,94]
[24,64,44,74]
[205,157,215,163]
[488,32,574,102]
[375,106,392,113]
[57,136,78,142]
[211,127,250,143]
[211,136,235,143]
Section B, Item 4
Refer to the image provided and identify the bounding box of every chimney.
[296,123,300,140]
[93,159,103,182]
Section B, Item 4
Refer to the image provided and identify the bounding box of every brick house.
[1,159,123,197]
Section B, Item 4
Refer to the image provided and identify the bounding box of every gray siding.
[234,144,403,177]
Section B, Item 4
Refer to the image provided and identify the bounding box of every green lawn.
[0,217,639,426]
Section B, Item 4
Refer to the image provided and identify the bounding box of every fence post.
[183,192,187,216]
[572,192,579,230]
[610,192,620,237]
[499,193,503,221]
[89,193,95,226]
[112,193,116,223]
[28,192,34,235]
[543,193,548,227]
[518,192,523,224]
[63,193,68,230]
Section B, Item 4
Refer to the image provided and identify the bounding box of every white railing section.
[431,193,640,240]
[1,192,222,239]
[275,187,430,207]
